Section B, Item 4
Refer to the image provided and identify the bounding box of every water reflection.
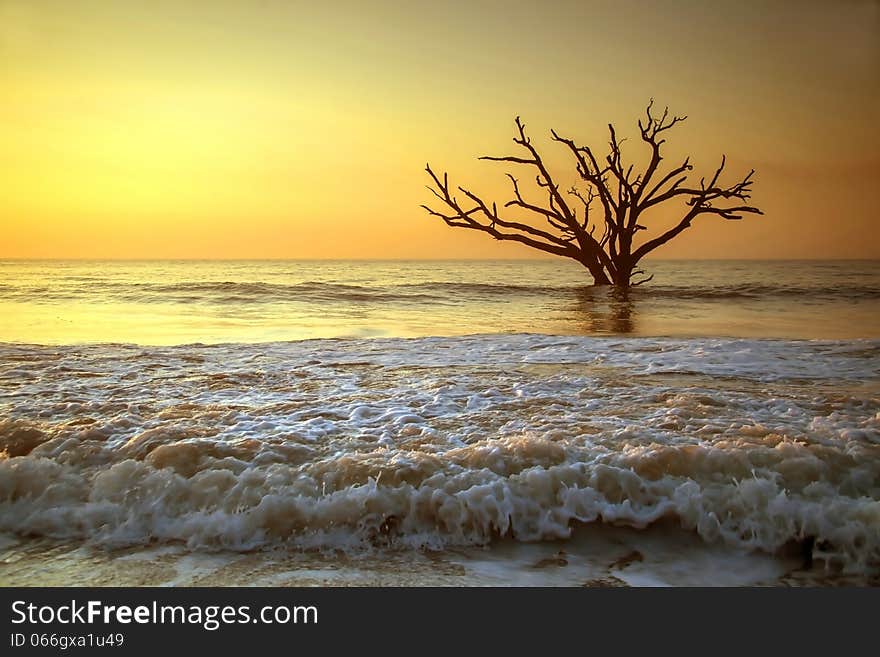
[2,260,878,343]
[569,286,636,334]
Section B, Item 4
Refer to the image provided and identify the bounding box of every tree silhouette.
[422,101,762,287]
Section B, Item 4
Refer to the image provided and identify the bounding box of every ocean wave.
[639,284,880,301]
[1,335,878,569]
[0,280,450,305]
[5,279,564,304]
[3,278,878,305]
[411,281,880,301]
[1,434,878,569]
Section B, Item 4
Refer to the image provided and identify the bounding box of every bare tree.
[422,101,762,287]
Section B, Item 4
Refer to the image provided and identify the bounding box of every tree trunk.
[612,259,633,288]
[582,259,612,286]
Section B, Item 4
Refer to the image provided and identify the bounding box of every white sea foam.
[1,335,878,571]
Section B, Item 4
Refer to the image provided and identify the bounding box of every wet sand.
[3,524,875,588]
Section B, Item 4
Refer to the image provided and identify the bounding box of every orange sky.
[1,0,878,259]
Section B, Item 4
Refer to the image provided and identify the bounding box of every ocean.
[1,259,879,586]
[2,259,879,343]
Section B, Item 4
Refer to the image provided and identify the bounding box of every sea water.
[1,259,878,585]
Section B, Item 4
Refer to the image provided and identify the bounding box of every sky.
[1,0,878,259]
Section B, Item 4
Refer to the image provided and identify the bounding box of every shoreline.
[6,523,874,588]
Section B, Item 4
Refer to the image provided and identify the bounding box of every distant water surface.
[1,259,878,343]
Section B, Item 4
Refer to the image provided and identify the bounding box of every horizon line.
[1,257,878,263]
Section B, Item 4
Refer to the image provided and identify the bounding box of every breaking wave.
[1,335,878,571]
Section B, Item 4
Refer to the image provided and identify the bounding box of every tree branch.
[633,160,763,261]
[421,164,579,258]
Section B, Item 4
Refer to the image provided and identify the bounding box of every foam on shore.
[1,335,878,575]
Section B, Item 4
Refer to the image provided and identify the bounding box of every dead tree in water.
[422,101,762,287]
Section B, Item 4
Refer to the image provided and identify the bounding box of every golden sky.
[1,0,878,259]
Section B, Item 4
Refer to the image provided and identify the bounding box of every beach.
[1,260,879,586]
